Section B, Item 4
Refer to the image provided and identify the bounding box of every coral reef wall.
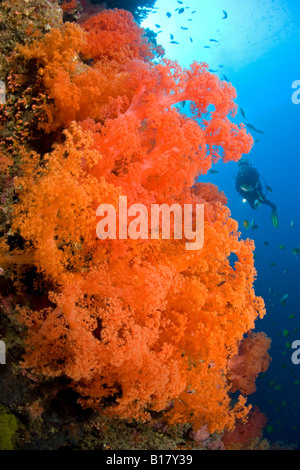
[0,0,270,449]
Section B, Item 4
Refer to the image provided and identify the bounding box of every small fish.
[270,262,277,266]
[281,294,289,304]
[170,34,174,40]
[189,37,193,42]
[191,11,196,14]
[283,269,288,274]
[291,247,300,256]
[279,245,285,250]
[269,287,274,295]
[254,199,261,208]
[222,10,228,19]
[250,219,258,230]
[245,122,264,134]
[290,220,294,228]
[240,184,253,192]
[209,69,218,73]
[181,27,188,30]
[264,241,269,246]
[180,100,186,108]
[243,220,249,229]
[254,139,260,143]
[240,107,246,118]
[218,64,224,68]
[170,41,179,44]
[166,12,172,18]
[209,39,218,42]
[177,0,183,3]
[178,7,185,14]
[204,46,210,48]
[155,24,161,28]
[282,329,289,337]
[209,169,219,174]
[222,74,229,82]
[245,122,255,131]
[289,314,295,319]
[266,185,272,192]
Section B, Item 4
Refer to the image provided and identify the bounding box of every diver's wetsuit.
[235,166,276,211]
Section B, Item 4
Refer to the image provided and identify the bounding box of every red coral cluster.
[61,0,78,12]
[223,407,268,450]
[228,332,271,395]
[1,8,269,434]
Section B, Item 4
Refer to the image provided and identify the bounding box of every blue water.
[143,0,300,448]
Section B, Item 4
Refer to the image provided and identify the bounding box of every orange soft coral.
[3,9,266,434]
[17,10,156,132]
[81,9,153,61]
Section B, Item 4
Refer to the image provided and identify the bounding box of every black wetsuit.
[235,166,276,211]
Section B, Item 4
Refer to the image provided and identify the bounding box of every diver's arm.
[247,197,256,209]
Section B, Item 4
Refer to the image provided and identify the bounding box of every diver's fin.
[271,209,279,229]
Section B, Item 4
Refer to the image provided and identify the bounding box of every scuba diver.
[235,156,279,228]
